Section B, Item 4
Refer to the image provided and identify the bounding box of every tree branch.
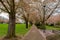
[0,8,7,12]
[6,0,11,6]
[0,0,10,13]
[46,1,59,21]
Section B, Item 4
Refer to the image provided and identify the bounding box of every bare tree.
[18,0,31,29]
[29,0,60,29]
[0,0,21,38]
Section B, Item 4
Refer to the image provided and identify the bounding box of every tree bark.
[5,0,16,38]
[6,13,16,38]
[26,20,28,29]
[41,21,46,30]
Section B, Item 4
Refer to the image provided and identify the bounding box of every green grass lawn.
[0,24,60,37]
[46,25,60,30]
[0,24,30,37]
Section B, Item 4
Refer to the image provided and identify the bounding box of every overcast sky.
[0,12,9,19]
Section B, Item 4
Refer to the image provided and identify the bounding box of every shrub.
[49,24,54,26]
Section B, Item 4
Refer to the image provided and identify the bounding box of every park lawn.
[46,25,60,30]
[0,24,60,37]
[0,24,30,37]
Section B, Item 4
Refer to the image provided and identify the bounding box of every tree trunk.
[5,13,16,38]
[26,20,28,29]
[4,0,16,38]
[42,22,46,30]
[42,22,46,32]
[39,21,46,30]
